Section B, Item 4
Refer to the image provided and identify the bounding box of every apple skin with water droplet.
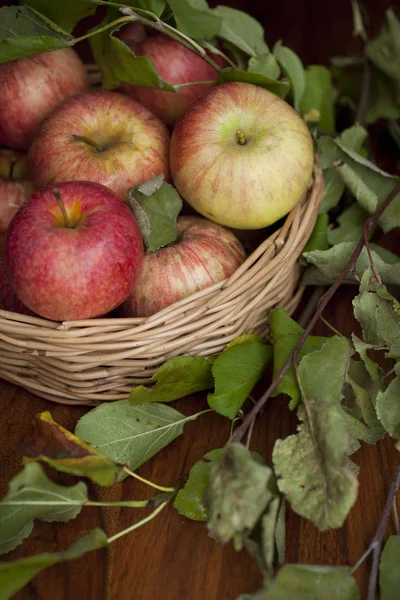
[4,181,144,322]
[170,82,314,230]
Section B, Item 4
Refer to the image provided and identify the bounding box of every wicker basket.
[0,166,324,405]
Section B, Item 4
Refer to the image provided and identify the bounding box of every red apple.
[116,22,147,45]
[170,82,314,230]
[0,149,34,233]
[120,33,222,126]
[28,91,170,199]
[4,181,144,321]
[0,48,89,151]
[0,236,31,315]
[122,216,246,317]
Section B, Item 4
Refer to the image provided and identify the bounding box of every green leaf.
[350,0,367,41]
[173,448,222,521]
[260,497,281,575]
[273,42,305,111]
[137,0,166,16]
[75,401,208,478]
[213,5,268,57]
[275,499,286,566]
[333,62,400,124]
[21,411,119,486]
[303,214,329,252]
[380,535,400,600]
[168,0,222,40]
[0,5,70,62]
[130,356,213,406]
[366,9,400,102]
[0,463,87,554]
[244,495,282,580]
[318,136,400,233]
[352,334,385,386]
[273,337,358,530]
[208,334,272,419]
[269,309,327,409]
[340,407,380,458]
[21,0,96,33]
[0,529,107,600]
[346,360,385,442]
[303,242,400,286]
[376,378,400,445]
[127,176,182,252]
[328,204,369,245]
[248,54,280,81]
[340,124,369,154]
[299,66,336,132]
[239,565,359,600]
[318,124,368,213]
[319,169,346,214]
[217,67,290,99]
[353,271,400,357]
[318,125,368,169]
[89,16,176,91]
[205,443,278,549]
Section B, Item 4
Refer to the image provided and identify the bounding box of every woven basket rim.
[0,165,324,405]
[1,166,322,331]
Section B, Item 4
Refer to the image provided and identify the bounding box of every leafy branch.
[117,6,223,73]
[231,182,400,444]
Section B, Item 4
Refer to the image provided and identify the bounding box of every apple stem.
[236,129,246,146]
[53,188,73,229]
[8,156,16,181]
[71,135,103,153]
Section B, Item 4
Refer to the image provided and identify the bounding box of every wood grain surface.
[1,282,399,600]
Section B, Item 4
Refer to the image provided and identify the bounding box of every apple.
[116,22,147,45]
[122,215,246,317]
[4,181,144,322]
[120,33,222,126]
[170,82,315,230]
[28,91,171,199]
[0,149,34,233]
[0,236,31,315]
[0,48,89,151]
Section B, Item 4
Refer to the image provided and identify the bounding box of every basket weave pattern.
[0,167,324,405]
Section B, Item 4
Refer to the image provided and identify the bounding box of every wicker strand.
[0,167,324,404]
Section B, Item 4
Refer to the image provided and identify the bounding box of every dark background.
[1,0,398,64]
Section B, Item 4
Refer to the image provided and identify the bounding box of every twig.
[231,183,400,444]
[367,459,400,600]
[245,417,256,450]
[107,501,168,544]
[118,7,222,72]
[320,315,344,338]
[393,497,399,535]
[123,465,175,493]
[363,218,382,285]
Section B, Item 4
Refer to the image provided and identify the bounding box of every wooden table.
[1,283,399,600]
